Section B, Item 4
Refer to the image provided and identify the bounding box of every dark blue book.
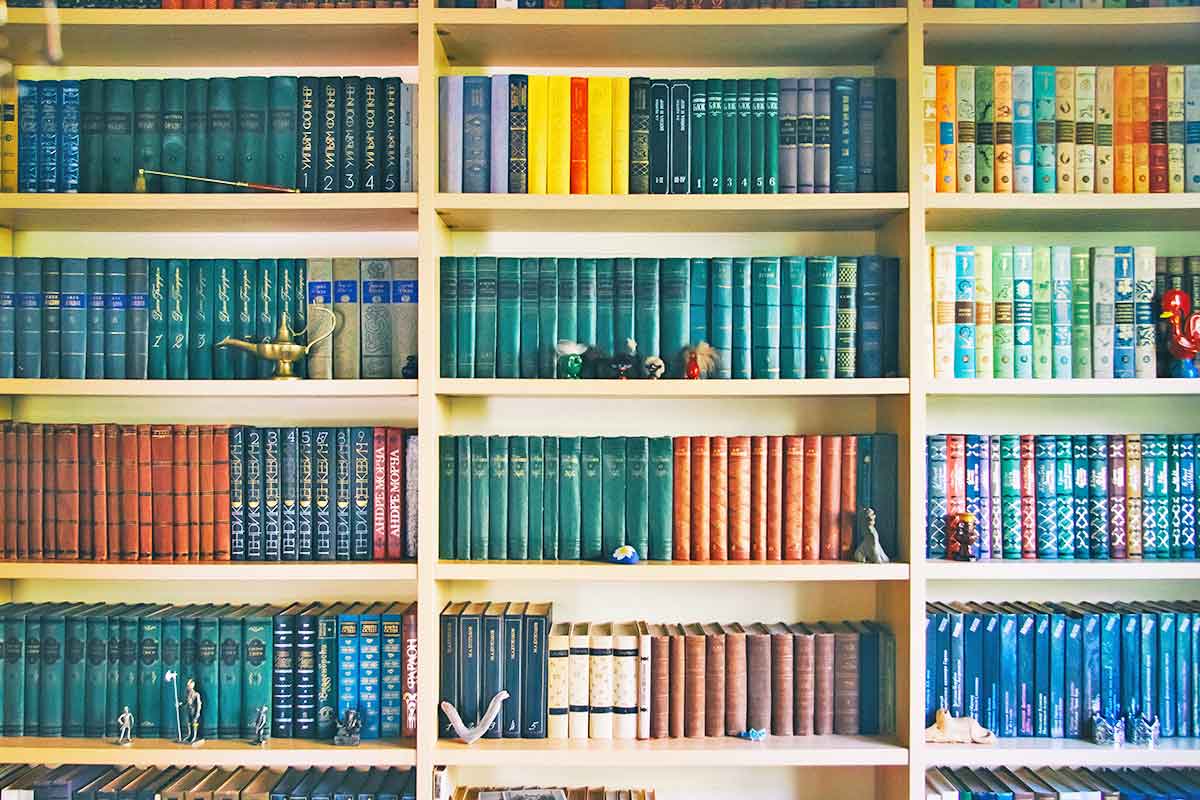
[850,620,880,735]
[79,80,104,192]
[281,426,299,561]
[855,77,875,192]
[268,76,298,190]
[17,82,38,193]
[319,78,343,193]
[1041,603,1066,737]
[882,257,900,377]
[0,257,15,378]
[361,78,382,192]
[709,257,733,378]
[15,257,42,377]
[924,615,936,725]
[335,427,352,561]
[58,258,87,379]
[132,79,162,192]
[462,76,491,194]
[314,428,335,561]
[459,602,486,730]
[1118,608,1139,725]
[357,603,383,739]
[669,80,691,194]
[1014,604,1035,736]
[380,602,404,738]
[297,427,315,561]
[649,79,669,194]
[271,602,300,738]
[948,606,964,717]
[85,258,105,378]
[501,603,523,738]
[230,426,246,560]
[147,258,168,379]
[507,75,528,193]
[382,78,401,193]
[830,77,858,193]
[962,608,983,725]
[1055,603,1084,737]
[187,259,214,380]
[298,77,320,193]
[1177,609,1192,737]
[166,258,188,380]
[1140,609,1157,734]
[981,611,1000,733]
[1158,608,1176,737]
[294,602,319,737]
[931,606,950,715]
[439,602,466,738]
[103,258,126,379]
[37,81,60,193]
[481,602,505,738]
[521,602,550,738]
[234,259,257,379]
[245,426,266,561]
[41,257,60,378]
[689,257,708,348]
[341,77,362,192]
[234,77,268,191]
[59,80,80,192]
[351,426,374,560]
[856,255,884,378]
[126,258,149,379]
[1026,605,1050,736]
[263,427,282,560]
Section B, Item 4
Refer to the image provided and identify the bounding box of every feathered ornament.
[683,342,718,379]
[610,338,638,379]
[555,340,588,379]
[642,356,665,379]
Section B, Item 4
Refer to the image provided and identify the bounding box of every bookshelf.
[2,3,1198,800]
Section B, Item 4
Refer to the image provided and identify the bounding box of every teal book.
[38,603,71,737]
[780,256,806,379]
[2,605,27,735]
[469,435,490,560]
[41,257,59,379]
[334,427,352,560]
[613,257,635,352]
[63,605,93,737]
[731,257,751,378]
[84,607,108,737]
[496,257,520,378]
[488,435,509,560]
[235,77,269,189]
[580,436,603,561]
[104,604,130,738]
[690,79,706,194]
[117,606,141,733]
[508,436,529,560]
[765,78,780,193]
[278,259,297,367]
[103,258,127,380]
[185,78,208,193]
[218,606,251,739]
[722,79,738,194]
[625,437,649,560]
[356,604,382,739]
[158,607,184,738]
[595,258,615,356]
[805,256,837,379]
[268,76,299,189]
[241,607,273,737]
[360,259,392,379]
[318,78,343,193]
[195,606,221,739]
[152,260,172,380]
[207,77,237,191]
[633,258,660,363]
[710,257,733,379]
[132,80,162,193]
[835,256,858,379]
[59,257,87,379]
[689,258,708,348]
[537,258,557,379]
[554,437,580,561]
[455,437,471,560]
[750,256,781,379]
[648,437,673,560]
[455,257,476,379]
[576,257,597,348]
[706,77,724,194]
[519,257,540,378]
[340,77,362,192]
[360,78,381,192]
[80,80,104,192]
[660,258,689,378]
[527,438,544,560]
[102,79,134,193]
[542,439,559,560]
[474,257,498,379]
[256,259,279,380]
[166,258,189,380]
[136,607,169,738]
[737,79,752,193]
[188,259,214,380]
[127,258,149,379]
[556,258,578,362]
[439,256,457,378]
[160,79,187,193]
[750,78,766,193]
[85,258,105,378]
[1032,246,1052,379]
[235,259,258,379]
[212,259,236,379]
[439,437,456,559]
[1033,66,1056,193]
[601,437,627,555]
[1070,247,1092,379]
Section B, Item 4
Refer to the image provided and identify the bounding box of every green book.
[39,603,74,738]
[690,79,706,195]
[1070,246,1092,379]
[519,258,539,378]
[160,79,187,192]
[992,247,1015,379]
[601,437,627,556]
[557,436,582,561]
[195,605,222,739]
[542,438,559,560]
[594,258,615,356]
[234,77,269,189]
[765,78,780,193]
[527,437,544,560]
[750,257,780,379]
[556,258,578,359]
[102,79,135,193]
[147,259,168,380]
[234,259,257,379]
[315,603,346,740]
[647,437,673,561]
[576,257,597,348]
[212,259,236,379]
[189,259,214,380]
[633,258,659,362]
[835,256,858,379]
[23,606,43,734]
[496,257,520,378]
[218,606,253,739]
[158,607,184,739]
[488,435,509,560]
[975,67,994,193]
[780,256,805,379]
[706,77,724,194]
[722,79,737,194]
[207,77,237,191]
[537,258,558,379]
[241,606,273,737]
[731,257,751,379]
[456,257,476,379]
[268,76,299,189]
[1032,246,1052,379]
[133,80,162,193]
[660,258,689,378]
[80,79,105,193]
[64,606,95,738]
[750,78,766,194]
[136,607,170,739]
[256,259,279,380]
[455,437,471,560]
[439,436,456,559]
[736,79,752,193]
[469,435,490,560]
[185,78,208,193]
[2,605,28,736]
[612,258,634,351]
[580,437,602,561]
[474,257,498,379]
[84,608,109,737]
[507,436,529,561]
[440,257,457,379]
[167,259,189,379]
[806,256,837,379]
[117,605,144,734]
[104,604,130,738]
[625,438,649,560]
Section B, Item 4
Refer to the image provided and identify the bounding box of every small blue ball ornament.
[610,545,640,564]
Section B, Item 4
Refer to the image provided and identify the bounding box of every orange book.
[213,426,232,561]
[77,425,90,561]
[672,437,691,560]
[0,427,10,561]
[15,426,29,559]
[749,437,767,561]
[570,78,589,194]
[137,425,153,560]
[56,425,80,561]
[187,426,201,561]
[801,435,822,560]
[1148,64,1168,193]
[839,436,858,561]
[90,425,108,561]
[993,66,1013,193]
[690,436,710,562]
[1132,65,1150,193]
[782,435,804,561]
[150,426,174,561]
[121,426,142,561]
[765,436,783,561]
[105,425,120,560]
[708,436,728,561]
[28,425,44,559]
[1114,66,1134,193]
[42,426,56,559]
[727,436,751,561]
[199,425,216,561]
[935,66,957,192]
[819,436,842,560]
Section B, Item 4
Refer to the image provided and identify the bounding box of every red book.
[28,424,44,560]
[801,435,822,560]
[689,436,710,561]
[765,436,783,561]
[198,426,215,561]
[386,428,405,561]
[746,436,765,560]
[77,424,91,561]
[104,425,120,560]
[839,436,858,561]
[672,437,691,560]
[1148,64,1168,193]
[401,602,418,738]
[1019,434,1037,558]
[136,425,153,560]
[783,435,804,560]
[187,426,201,561]
[708,436,728,561]
[150,426,174,562]
[373,427,388,560]
[182,0,204,7]
[56,425,80,561]
[945,433,966,525]
[121,426,142,561]
[173,426,191,560]
[727,436,751,560]
[213,0,231,8]
[161,0,182,7]
[213,427,232,561]
[14,425,28,559]
[0,425,11,560]
[43,425,57,559]
[819,436,842,560]
[570,78,589,194]
[89,425,107,561]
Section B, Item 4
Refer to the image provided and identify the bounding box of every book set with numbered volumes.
[455,790,653,800]
[439,75,898,195]
[924,64,1200,194]
[0,256,417,381]
[10,0,416,6]
[0,422,418,562]
[0,767,419,800]
[441,255,901,380]
[926,432,1198,561]
[0,600,417,741]
[447,0,893,8]
[928,0,1200,6]
[926,600,1200,740]
[437,433,897,562]
[439,602,895,741]
[927,768,1200,800]
[13,77,417,194]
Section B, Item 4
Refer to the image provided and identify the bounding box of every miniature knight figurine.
[116,706,134,745]
[924,707,996,744]
[181,678,203,744]
[251,705,270,746]
[853,507,890,563]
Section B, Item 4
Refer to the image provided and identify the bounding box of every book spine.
[41,258,60,379]
[1134,66,1152,192]
[1055,66,1076,192]
[166,258,189,379]
[1033,66,1056,192]
[670,80,691,194]
[814,79,831,192]
[974,67,994,192]
[490,75,509,194]
[750,257,780,380]
[935,67,956,192]
[1092,248,1116,378]
[1150,64,1169,192]
[798,78,815,193]
[1113,247,1136,378]
[1134,246,1157,378]
[955,67,975,192]
[1186,65,1200,192]
[104,258,127,379]
[691,79,707,194]
[462,76,491,194]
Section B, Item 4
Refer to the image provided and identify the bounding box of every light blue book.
[1187,65,1200,193]
[1031,246,1052,379]
[954,245,976,379]
[1090,248,1115,379]
[1012,67,1035,193]
[1050,246,1073,379]
[709,257,733,379]
[1012,245,1034,379]
[780,256,805,379]
[992,247,1015,379]
[1112,246,1135,379]
[1033,66,1057,193]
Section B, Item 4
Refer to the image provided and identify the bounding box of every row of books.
[0,600,417,741]
[439,75,898,195]
[438,602,895,741]
[13,0,417,5]
[926,433,1198,561]
[925,65,1200,195]
[927,0,1200,5]
[926,768,1200,800]
[14,77,417,194]
[454,791,652,800]
[926,601,1200,739]
[439,255,902,380]
[437,434,898,562]
[0,423,419,563]
[0,767,419,800]
[930,245,1162,380]
[447,0,894,7]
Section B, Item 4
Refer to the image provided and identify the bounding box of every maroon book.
[173,425,191,561]
[28,424,44,560]
[136,424,153,560]
[149,425,174,562]
[701,623,726,737]
[689,437,710,562]
[373,427,388,560]
[187,426,201,561]
[744,622,772,732]
[386,428,406,561]
[42,425,57,559]
[88,425,107,561]
[722,622,747,735]
[55,424,80,561]
[767,622,794,735]
[814,627,835,734]
[213,426,232,561]
[401,602,418,738]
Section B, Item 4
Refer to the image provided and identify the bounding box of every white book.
[588,622,614,739]
[1134,245,1157,378]
[497,0,518,7]
[973,245,994,378]
[924,767,960,800]
[1095,66,1115,193]
[612,621,640,740]
[568,621,591,739]
[547,622,571,739]
[956,65,976,193]
[1091,247,1116,379]
[306,257,334,380]
[1168,65,1186,193]
[1074,66,1096,193]
[1056,66,1076,193]
[390,257,418,378]
[932,245,957,379]
[635,620,651,740]
[923,65,937,194]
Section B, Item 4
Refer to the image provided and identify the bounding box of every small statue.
[334,708,363,746]
[853,507,890,563]
[555,340,588,379]
[180,678,204,745]
[1159,288,1200,378]
[440,691,509,745]
[682,342,717,379]
[250,705,270,746]
[610,545,640,564]
[1090,711,1126,746]
[924,707,996,744]
[947,512,979,561]
[736,728,768,741]
[216,306,336,381]
[401,355,418,379]
[1130,713,1160,746]
[582,347,610,379]
[610,339,638,380]
[115,706,134,746]
[642,356,665,380]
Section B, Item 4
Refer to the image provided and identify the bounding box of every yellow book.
[611,77,630,194]
[546,75,571,195]
[1132,65,1150,193]
[1167,64,1185,193]
[1,85,17,194]
[527,75,549,194]
[935,65,956,193]
[993,66,1012,193]
[587,78,613,195]
[1114,66,1134,193]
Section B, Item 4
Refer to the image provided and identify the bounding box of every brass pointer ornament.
[217,305,336,380]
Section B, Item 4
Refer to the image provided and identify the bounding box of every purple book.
[405,432,419,558]
[439,76,463,193]
[813,78,831,194]
[490,75,509,194]
[779,78,799,194]
[798,78,815,194]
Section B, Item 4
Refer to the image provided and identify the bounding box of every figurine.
[250,705,270,746]
[853,507,890,563]
[642,356,665,380]
[610,545,640,564]
[947,512,979,561]
[216,306,336,381]
[180,678,204,745]
[440,691,509,745]
[115,706,134,746]
[334,709,363,746]
[582,347,610,379]
[555,340,588,379]
[1090,711,1126,746]
[1130,714,1160,746]
[401,355,418,379]
[1159,288,1200,377]
[610,339,638,380]
[736,728,768,741]
[923,707,996,744]
[682,342,717,379]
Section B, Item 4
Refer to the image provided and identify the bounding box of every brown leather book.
[766,622,794,735]
[701,622,725,737]
[160,767,215,800]
[173,425,191,560]
[646,623,670,738]
[121,426,142,560]
[782,435,804,560]
[813,625,835,734]
[689,437,709,561]
[136,424,153,560]
[820,436,843,560]
[667,622,686,738]
[213,426,232,560]
[239,769,283,800]
[721,622,747,735]
[56,424,80,561]
[187,426,201,560]
[839,435,858,561]
[2,425,14,559]
[11,425,25,559]
[150,425,175,561]
[765,436,783,561]
[104,424,120,559]
[748,436,767,560]
[213,768,261,800]
[707,436,728,561]
[682,623,706,737]
[744,622,772,732]
[826,621,860,735]
[788,623,816,735]
[77,423,92,560]
[802,434,822,560]
[43,425,58,559]
[27,424,44,559]
[726,436,751,560]
[199,426,215,560]
[671,437,690,560]
[184,768,235,800]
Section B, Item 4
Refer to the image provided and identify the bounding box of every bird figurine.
[1160,288,1200,378]
[610,339,639,379]
[642,356,665,380]
[683,342,718,379]
[555,340,588,379]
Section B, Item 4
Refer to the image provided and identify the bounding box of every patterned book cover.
[1068,247,1092,378]
[547,621,570,739]
[1113,246,1135,378]
[1055,66,1076,192]
[1011,66,1035,192]
[935,66,956,192]
[1186,66,1200,192]
[1049,246,1073,378]
[974,67,994,192]
[1034,435,1058,558]
[1149,65,1169,193]
[1168,65,1186,193]
[991,247,1015,378]
[1088,435,1110,559]
[1133,246,1157,378]
[1096,66,1115,193]
[1011,245,1034,378]
[1075,66,1096,192]
[1033,66,1057,192]
[1091,248,1116,378]
[955,66,976,193]
[1109,435,1128,559]
[1133,66,1151,192]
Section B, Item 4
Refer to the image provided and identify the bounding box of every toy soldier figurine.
[181,678,204,744]
[334,709,362,746]
[251,705,270,746]
[116,706,134,745]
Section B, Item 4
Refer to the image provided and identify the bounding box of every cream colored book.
[1095,66,1115,194]
[611,77,630,195]
[547,75,571,194]
[332,257,361,379]
[547,621,571,739]
[612,621,639,740]
[568,621,591,738]
[588,621,614,739]
[931,245,956,379]
[1074,66,1095,193]
[973,245,994,378]
[635,620,651,739]
[305,257,333,379]
[923,65,937,194]
[1055,66,1076,193]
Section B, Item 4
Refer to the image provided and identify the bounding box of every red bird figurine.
[1160,288,1200,378]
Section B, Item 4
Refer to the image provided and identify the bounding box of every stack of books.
[439,602,895,740]
[928,768,1200,800]
[443,0,895,7]
[439,75,898,194]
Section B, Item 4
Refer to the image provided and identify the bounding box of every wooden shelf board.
[0,194,418,233]
[4,9,419,67]
[434,735,907,766]
[433,8,906,67]
[925,560,1200,581]
[0,737,416,767]
[0,379,418,398]
[435,377,909,398]
[435,193,908,232]
[924,378,1200,397]
[925,193,1200,232]
[926,738,1200,767]
[0,561,417,581]
[437,560,909,582]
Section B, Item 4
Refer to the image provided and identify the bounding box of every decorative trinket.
[1130,714,1160,746]
[180,678,205,745]
[334,709,363,746]
[610,339,638,380]
[853,507,890,563]
[555,340,588,379]
[923,708,996,744]
[401,355,418,379]
[135,167,299,194]
[250,705,270,746]
[440,691,510,744]
[737,728,768,741]
[115,706,134,746]
[1159,288,1200,378]
[682,342,717,379]
[947,512,979,561]
[642,356,665,380]
[1090,711,1126,746]
[217,306,337,381]
[610,545,640,564]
